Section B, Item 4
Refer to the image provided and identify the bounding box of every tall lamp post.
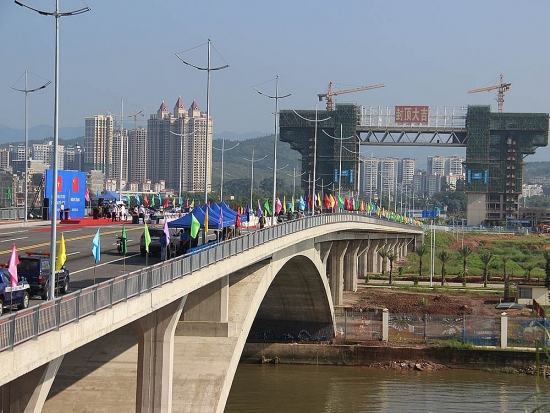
[170,130,195,203]
[213,138,239,202]
[292,107,330,204]
[243,150,268,215]
[322,125,354,199]
[11,71,50,223]
[254,76,291,225]
[176,39,229,205]
[16,0,90,301]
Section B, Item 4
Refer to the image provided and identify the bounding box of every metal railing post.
[9,315,16,350]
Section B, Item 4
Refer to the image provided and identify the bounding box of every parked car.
[140,226,165,257]
[17,251,70,300]
[140,227,178,258]
[0,264,30,316]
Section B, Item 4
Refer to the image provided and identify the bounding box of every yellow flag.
[56,233,66,271]
[283,196,287,214]
[204,207,209,233]
[190,199,195,208]
[317,192,321,207]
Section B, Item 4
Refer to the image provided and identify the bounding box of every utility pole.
[176,40,229,205]
[16,0,90,301]
[11,71,50,224]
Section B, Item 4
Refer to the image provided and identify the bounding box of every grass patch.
[432,338,475,349]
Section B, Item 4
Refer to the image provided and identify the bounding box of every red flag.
[308,195,312,209]
[186,199,189,208]
[324,194,330,209]
[84,188,90,202]
[236,211,241,227]
[164,197,169,208]
[144,194,149,207]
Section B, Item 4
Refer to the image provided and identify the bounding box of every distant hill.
[0,124,84,143]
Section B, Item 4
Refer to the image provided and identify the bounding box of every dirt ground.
[342,284,534,317]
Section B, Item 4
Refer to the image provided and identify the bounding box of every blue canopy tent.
[204,204,234,229]
[91,190,120,202]
[167,206,206,229]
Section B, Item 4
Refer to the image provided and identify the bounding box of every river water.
[225,364,550,413]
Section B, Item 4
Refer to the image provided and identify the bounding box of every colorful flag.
[164,197,169,209]
[299,196,305,211]
[84,188,90,202]
[291,197,295,213]
[263,199,271,217]
[56,233,66,271]
[8,243,19,288]
[275,197,282,215]
[158,194,162,205]
[190,199,195,209]
[143,223,151,253]
[329,194,335,209]
[92,228,101,263]
[172,198,176,207]
[218,208,223,228]
[144,194,149,207]
[338,196,344,209]
[257,200,262,218]
[179,198,183,206]
[236,209,241,227]
[190,214,200,238]
[151,195,155,207]
[204,207,209,233]
[308,195,312,210]
[324,194,331,209]
[124,194,131,203]
[317,192,322,207]
[6,187,11,200]
[186,199,189,209]
[121,224,127,255]
[283,196,287,214]
[134,194,140,204]
[163,220,170,245]
[246,203,251,221]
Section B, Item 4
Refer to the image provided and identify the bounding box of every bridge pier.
[367,240,382,273]
[357,240,370,281]
[0,356,63,413]
[343,240,362,293]
[136,297,186,413]
[329,241,348,306]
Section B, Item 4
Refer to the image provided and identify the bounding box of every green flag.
[263,199,271,217]
[190,214,200,239]
[121,224,127,255]
[6,187,11,200]
[143,222,151,253]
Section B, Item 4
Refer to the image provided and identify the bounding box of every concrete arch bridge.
[0,213,423,412]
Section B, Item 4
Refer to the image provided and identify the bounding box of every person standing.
[60,201,65,220]
[138,205,145,223]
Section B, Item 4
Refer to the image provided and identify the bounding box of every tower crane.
[468,74,511,113]
[318,82,385,111]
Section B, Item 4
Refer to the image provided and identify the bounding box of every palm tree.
[523,262,536,282]
[479,251,494,288]
[387,250,397,284]
[415,245,427,278]
[437,250,453,286]
[457,246,472,281]
[378,247,388,275]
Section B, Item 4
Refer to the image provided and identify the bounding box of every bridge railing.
[0,212,419,353]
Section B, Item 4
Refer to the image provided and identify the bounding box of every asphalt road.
[0,223,159,306]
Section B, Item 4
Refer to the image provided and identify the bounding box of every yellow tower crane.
[468,74,511,113]
[318,82,385,111]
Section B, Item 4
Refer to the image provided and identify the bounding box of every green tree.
[378,247,388,276]
[522,262,536,282]
[457,246,472,281]
[544,251,550,289]
[479,251,495,288]
[437,250,453,286]
[502,256,510,301]
[387,250,397,284]
[415,245,427,278]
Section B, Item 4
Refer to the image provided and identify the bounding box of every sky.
[1,0,550,164]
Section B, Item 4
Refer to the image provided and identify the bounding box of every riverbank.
[241,342,549,375]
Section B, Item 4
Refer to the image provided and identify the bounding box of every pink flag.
[275,197,282,214]
[84,188,90,202]
[8,243,19,288]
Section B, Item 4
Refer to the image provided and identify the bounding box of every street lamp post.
[176,39,229,205]
[11,71,50,223]
[243,150,267,216]
[16,0,90,301]
[254,76,291,225]
[213,138,239,202]
[322,125,354,203]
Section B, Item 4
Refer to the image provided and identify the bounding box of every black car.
[140,227,165,256]
[17,252,70,300]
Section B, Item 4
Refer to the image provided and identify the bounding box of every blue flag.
[299,196,306,211]
[92,228,101,263]
[134,194,140,204]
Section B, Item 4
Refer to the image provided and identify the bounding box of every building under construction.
[280,104,549,226]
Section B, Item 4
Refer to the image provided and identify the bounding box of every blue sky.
[1,0,549,162]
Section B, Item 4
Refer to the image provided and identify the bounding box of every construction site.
[279,80,549,226]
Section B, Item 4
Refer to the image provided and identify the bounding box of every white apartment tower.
[84,115,113,175]
[360,157,379,199]
[128,126,147,184]
[147,97,212,193]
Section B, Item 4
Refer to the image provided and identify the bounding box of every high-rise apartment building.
[84,115,113,175]
[111,127,129,185]
[427,156,446,176]
[399,158,416,187]
[360,157,379,199]
[32,141,64,169]
[128,126,147,184]
[147,97,212,193]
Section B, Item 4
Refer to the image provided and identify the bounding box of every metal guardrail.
[0,212,419,352]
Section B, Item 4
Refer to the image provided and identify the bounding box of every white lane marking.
[0,230,27,235]
[69,253,141,274]
[67,252,81,256]
[58,229,82,233]
[0,237,29,243]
